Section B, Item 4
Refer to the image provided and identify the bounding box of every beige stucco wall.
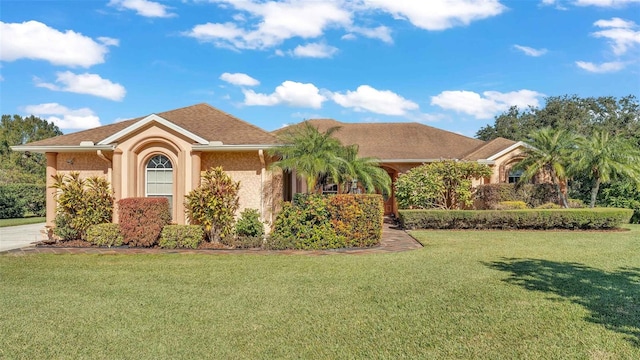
[489,147,527,184]
[56,152,110,179]
[201,151,280,226]
[44,123,282,227]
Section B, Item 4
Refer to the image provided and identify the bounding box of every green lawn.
[1,226,638,359]
[0,217,45,227]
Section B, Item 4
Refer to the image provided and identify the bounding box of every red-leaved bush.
[118,197,171,247]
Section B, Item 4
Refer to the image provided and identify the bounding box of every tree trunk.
[551,173,569,208]
[589,178,601,208]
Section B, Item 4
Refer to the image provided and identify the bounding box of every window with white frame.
[146,155,173,211]
[508,168,523,184]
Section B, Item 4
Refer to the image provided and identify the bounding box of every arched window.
[146,154,173,210]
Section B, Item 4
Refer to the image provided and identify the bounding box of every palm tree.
[337,144,391,195]
[270,122,345,194]
[571,130,640,208]
[517,128,577,208]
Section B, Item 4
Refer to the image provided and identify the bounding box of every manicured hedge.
[159,225,204,249]
[399,208,633,230]
[475,183,559,209]
[118,198,171,247]
[268,194,384,250]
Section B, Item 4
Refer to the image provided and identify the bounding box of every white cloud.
[186,0,504,51]
[24,103,101,130]
[513,44,548,56]
[591,17,640,55]
[341,33,357,41]
[575,60,626,72]
[185,1,351,50]
[0,21,117,67]
[361,0,506,31]
[243,81,326,108]
[219,72,260,86]
[34,71,126,101]
[108,0,175,18]
[332,85,419,116]
[291,42,338,58]
[575,0,640,7]
[431,90,544,119]
[348,25,393,43]
[97,37,120,47]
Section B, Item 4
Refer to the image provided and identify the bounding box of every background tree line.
[0,114,62,218]
[477,95,640,221]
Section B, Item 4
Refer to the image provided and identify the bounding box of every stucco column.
[112,149,122,223]
[45,152,57,227]
[191,151,201,189]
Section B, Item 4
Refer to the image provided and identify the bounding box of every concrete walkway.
[1,222,422,256]
[0,223,46,252]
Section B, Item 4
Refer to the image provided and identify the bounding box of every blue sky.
[1,0,639,138]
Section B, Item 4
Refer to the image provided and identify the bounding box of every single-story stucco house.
[12,103,527,227]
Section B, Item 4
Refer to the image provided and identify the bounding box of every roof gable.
[98,114,208,145]
[19,103,277,148]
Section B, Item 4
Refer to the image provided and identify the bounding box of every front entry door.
[383,168,396,216]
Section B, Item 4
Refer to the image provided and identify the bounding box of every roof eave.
[380,158,496,165]
[191,144,281,151]
[486,141,529,161]
[11,145,117,153]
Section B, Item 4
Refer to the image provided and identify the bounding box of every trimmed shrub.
[235,208,264,238]
[118,197,171,247]
[568,198,586,208]
[52,173,114,241]
[475,183,560,209]
[536,202,561,209]
[327,194,384,247]
[230,236,264,249]
[159,225,204,249]
[185,167,240,243]
[269,196,345,250]
[496,201,528,210]
[269,194,384,250]
[86,224,123,247]
[399,208,633,230]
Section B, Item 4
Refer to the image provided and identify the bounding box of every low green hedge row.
[399,208,633,230]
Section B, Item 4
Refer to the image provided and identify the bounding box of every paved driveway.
[0,223,46,252]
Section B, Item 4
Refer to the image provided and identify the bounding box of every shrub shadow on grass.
[485,258,640,346]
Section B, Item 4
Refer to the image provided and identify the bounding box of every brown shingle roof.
[275,119,487,160]
[462,137,518,160]
[25,103,277,147]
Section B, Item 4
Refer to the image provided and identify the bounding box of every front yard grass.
[0,216,45,227]
[1,225,638,359]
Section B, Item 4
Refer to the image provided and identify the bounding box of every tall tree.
[571,130,640,208]
[516,128,577,208]
[0,114,62,184]
[270,122,345,193]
